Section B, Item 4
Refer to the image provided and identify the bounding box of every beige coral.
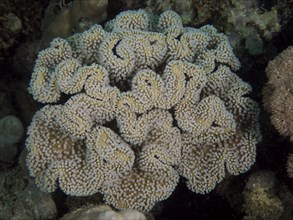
[263,46,293,141]
[177,65,261,193]
[102,125,181,211]
[98,30,168,82]
[26,105,135,196]
[26,9,261,212]
[67,24,107,63]
[112,9,150,31]
[26,105,104,195]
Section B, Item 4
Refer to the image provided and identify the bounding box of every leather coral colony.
[26,10,262,212]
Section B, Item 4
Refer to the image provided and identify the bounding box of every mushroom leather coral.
[26,10,261,212]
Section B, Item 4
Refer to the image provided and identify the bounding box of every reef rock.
[0,167,57,220]
[61,204,146,220]
[0,115,24,164]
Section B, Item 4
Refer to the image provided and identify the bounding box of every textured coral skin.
[26,10,261,212]
[263,46,293,142]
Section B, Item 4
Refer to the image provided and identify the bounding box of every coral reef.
[61,204,147,220]
[222,0,281,55]
[0,167,57,220]
[26,10,261,212]
[0,115,24,164]
[243,170,293,220]
[40,0,108,48]
[0,0,44,59]
[262,46,293,141]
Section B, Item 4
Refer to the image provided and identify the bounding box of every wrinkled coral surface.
[26,10,261,212]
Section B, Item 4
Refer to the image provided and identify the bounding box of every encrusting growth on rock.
[26,10,261,212]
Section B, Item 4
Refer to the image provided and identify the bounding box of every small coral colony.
[26,10,261,211]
